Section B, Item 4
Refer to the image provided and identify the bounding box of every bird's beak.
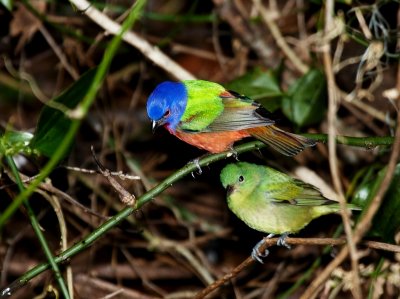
[226,185,235,196]
[152,120,164,133]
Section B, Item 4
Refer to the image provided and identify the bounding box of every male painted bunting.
[220,162,359,263]
[146,80,315,155]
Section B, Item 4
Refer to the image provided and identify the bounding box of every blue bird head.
[146,81,188,132]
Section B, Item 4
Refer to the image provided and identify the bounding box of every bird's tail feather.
[313,202,361,218]
[247,126,316,156]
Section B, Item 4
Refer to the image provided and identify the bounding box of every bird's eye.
[238,175,244,183]
[163,109,170,118]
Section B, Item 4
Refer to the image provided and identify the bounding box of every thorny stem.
[0,133,396,296]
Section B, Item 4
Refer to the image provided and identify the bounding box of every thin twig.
[300,100,400,299]
[0,132,397,296]
[35,189,74,299]
[322,1,362,298]
[121,248,167,297]
[253,0,309,74]
[212,0,273,65]
[2,56,49,103]
[91,146,136,206]
[38,26,79,80]
[4,171,111,220]
[4,157,71,299]
[193,237,400,299]
[300,9,400,297]
[68,0,195,81]
[63,165,140,180]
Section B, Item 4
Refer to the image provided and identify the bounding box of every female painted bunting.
[220,162,359,263]
[146,80,315,155]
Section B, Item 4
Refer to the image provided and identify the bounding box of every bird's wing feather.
[206,91,274,132]
[264,179,332,206]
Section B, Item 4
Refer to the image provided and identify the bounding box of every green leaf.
[1,0,12,10]
[282,69,327,127]
[225,67,283,112]
[0,131,35,156]
[30,68,98,158]
[352,163,400,243]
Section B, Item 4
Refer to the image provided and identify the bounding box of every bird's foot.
[276,232,291,249]
[189,158,202,176]
[227,147,239,161]
[251,239,269,264]
[251,234,275,264]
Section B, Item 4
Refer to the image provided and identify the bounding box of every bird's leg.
[190,157,202,176]
[187,153,209,176]
[227,146,239,161]
[251,233,275,264]
[276,232,291,249]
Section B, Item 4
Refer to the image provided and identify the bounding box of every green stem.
[0,141,260,295]
[304,134,395,147]
[0,0,147,231]
[0,133,395,295]
[5,157,70,299]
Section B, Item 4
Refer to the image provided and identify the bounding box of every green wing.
[179,80,225,132]
[261,169,332,206]
[207,91,275,132]
[178,82,274,132]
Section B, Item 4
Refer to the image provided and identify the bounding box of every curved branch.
[68,0,195,81]
[0,133,395,296]
[193,237,400,299]
[300,103,400,298]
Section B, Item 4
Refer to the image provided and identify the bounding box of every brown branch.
[322,1,362,297]
[300,103,400,299]
[91,146,136,206]
[194,237,400,299]
[68,0,195,81]
[253,0,309,74]
[212,0,274,66]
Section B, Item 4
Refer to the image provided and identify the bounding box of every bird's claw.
[251,239,269,264]
[276,232,291,249]
[190,158,202,176]
[251,234,275,264]
[227,147,239,161]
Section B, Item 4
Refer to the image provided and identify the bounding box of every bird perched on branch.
[146,80,315,155]
[220,162,360,263]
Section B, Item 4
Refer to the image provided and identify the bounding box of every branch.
[253,0,309,74]
[323,0,361,297]
[300,105,400,299]
[193,237,400,299]
[212,0,274,66]
[0,133,396,296]
[68,0,195,81]
[0,0,145,232]
[4,157,71,299]
[304,134,394,147]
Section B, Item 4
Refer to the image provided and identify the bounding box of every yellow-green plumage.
[220,162,359,235]
[178,80,274,133]
[179,80,225,131]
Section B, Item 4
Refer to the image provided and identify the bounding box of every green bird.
[220,162,359,263]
